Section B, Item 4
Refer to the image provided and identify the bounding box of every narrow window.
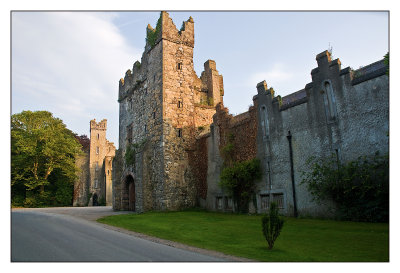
[216,197,223,210]
[260,194,270,210]
[96,147,99,154]
[260,106,269,139]
[144,124,147,133]
[323,81,337,120]
[224,197,233,210]
[272,193,284,209]
[128,98,133,110]
[177,128,182,138]
[178,100,183,108]
[107,170,110,176]
[177,62,183,70]
[94,179,98,188]
[127,124,133,144]
[95,162,99,171]
[153,111,156,119]
[97,133,99,140]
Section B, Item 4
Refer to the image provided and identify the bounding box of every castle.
[74,119,116,206]
[112,12,389,216]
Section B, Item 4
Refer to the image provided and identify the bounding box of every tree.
[262,202,284,249]
[301,152,389,222]
[11,111,83,206]
[384,52,389,75]
[219,158,262,213]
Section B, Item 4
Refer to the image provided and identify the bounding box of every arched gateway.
[123,175,135,211]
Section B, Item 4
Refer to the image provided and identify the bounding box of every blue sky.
[11,11,388,146]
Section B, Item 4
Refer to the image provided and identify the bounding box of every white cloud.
[250,63,293,88]
[12,12,141,143]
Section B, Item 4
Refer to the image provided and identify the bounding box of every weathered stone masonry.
[204,50,388,216]
[74,119,115,206]
[113,12,388,217]
[114,12,224,212]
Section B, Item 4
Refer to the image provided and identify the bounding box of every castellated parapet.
[114,11,224,212]
[114,12,388,217]
[205,49,388,216]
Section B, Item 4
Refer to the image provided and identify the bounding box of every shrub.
[261,202,284,249]
[125,144,136,166]
[219,158,262,213]
[301,152,389,222]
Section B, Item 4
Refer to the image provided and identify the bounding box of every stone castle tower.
[113,11,224,211]
[89,119,115,206]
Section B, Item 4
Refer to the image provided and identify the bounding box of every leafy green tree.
[219,158,262,213]
[301,152,389,222]
[11,111,82,206]
[384,52,389,75]
[262,202,284,249]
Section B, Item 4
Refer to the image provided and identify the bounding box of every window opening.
[323,81,337,120]
[216,197,223,210]
[127,124,133,144]
[273,193,284,209]
[260,106,269,139]
[224,197,233,210]
[260,194,270,210]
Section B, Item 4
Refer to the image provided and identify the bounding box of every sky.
[11,11,388,147]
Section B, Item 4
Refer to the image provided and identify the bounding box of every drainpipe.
[286,131,298,218]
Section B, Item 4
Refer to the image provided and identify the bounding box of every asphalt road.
[11,209,227,262]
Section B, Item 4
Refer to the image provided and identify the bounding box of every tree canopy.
[220,158,262,213]
[11,110,83,207]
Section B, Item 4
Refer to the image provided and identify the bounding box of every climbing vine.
[125,139,147,167]
[219,133,261,213]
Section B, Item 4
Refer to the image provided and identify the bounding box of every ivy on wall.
[146,13,162,48]
[219,133,261,213]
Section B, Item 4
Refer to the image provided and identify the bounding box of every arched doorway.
[126,175,135,211]
[93,193,98,206]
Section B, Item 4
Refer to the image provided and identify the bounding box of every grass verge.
[97,210,388,262]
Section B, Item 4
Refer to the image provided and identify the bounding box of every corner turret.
[145,11,195,50]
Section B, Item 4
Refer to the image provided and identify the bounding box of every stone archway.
[125,175,135,211]
[93,193,98,206]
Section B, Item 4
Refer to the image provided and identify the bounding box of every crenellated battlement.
[90,118,107,131]
[145,11,194,50]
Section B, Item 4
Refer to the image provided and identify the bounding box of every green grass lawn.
[97,210,389,262]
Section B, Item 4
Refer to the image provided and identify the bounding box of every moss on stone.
[146,13,162,48]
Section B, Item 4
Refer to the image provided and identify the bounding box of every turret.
[202,60,224,106]
[145,11,195,50]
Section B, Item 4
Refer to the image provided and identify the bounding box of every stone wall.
[114,11,223,212]
[202,102,258,211]
[114,12,388,217]
[203,50,388,217]
[73,152,90,206]
[88,119,115,205]
[73,119,115,207]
